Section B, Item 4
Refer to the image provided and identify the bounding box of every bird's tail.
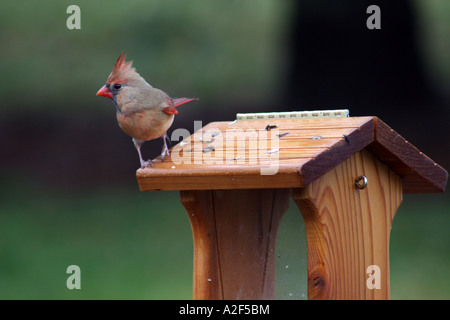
[172,98,199,108]
[164,98,199,115]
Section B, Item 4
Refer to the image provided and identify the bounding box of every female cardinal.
[96,52,198,168]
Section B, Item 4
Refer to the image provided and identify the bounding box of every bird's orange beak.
[96,85,113,98]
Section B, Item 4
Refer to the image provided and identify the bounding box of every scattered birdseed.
[200,137,215,143]
[267,148,279,154]
[277,132,290,138]
[343,134,350,143]
[312,135,322,140]
[203,145,215,153]
[265,124,278,131]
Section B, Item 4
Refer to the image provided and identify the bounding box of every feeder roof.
[136,116,447,193]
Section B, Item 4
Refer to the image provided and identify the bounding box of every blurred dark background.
[0,0,448,299]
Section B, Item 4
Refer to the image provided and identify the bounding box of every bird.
[96,52,198,168]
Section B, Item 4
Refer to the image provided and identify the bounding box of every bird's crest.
[107,51,135,84]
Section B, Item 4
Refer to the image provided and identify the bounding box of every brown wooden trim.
[367,117,448,193]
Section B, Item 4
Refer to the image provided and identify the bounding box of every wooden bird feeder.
[136,111,447,300]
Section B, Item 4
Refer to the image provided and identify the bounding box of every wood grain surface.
[180,188,290,299]
[137,117,374,191]
[293,150,402,299]
[137,116,446,193]
[367,117,447,193]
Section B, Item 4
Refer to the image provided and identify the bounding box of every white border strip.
[236,109,349,120]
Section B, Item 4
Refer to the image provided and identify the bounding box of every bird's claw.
[140,159,153,168]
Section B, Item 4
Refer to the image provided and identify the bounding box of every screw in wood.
[355,175,368,189]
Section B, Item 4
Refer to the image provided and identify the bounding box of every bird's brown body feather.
[114,80,174,142]
[117,109,174,142]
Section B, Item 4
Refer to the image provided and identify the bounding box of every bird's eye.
[114,84,122,90]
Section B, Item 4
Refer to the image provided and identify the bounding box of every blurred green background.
[0,0,449,299]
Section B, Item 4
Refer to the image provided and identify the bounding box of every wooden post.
[293,150,403,299]
[180,188,290,299]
